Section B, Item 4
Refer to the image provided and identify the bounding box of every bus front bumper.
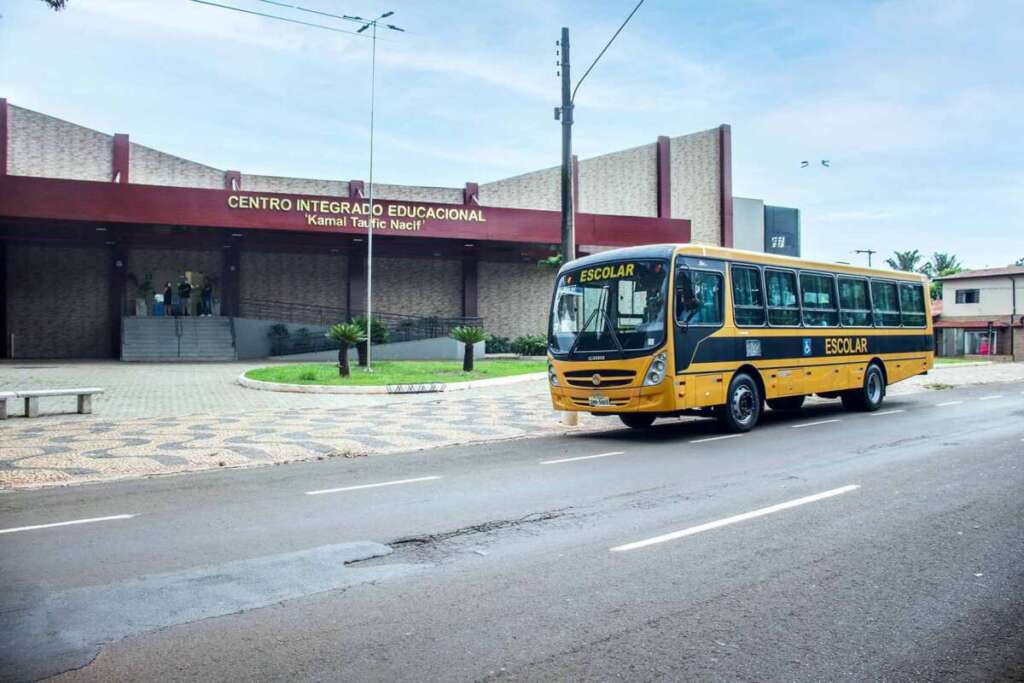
[550,384,675,414]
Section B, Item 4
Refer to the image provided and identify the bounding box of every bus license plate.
[589,394,611,407]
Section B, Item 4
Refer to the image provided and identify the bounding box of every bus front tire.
[717,372,761,432]
[841,363,885,412]
[620,413,656,430]
[767,395,805,411]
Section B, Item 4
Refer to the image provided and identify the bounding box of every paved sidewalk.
[1,360,1021,490]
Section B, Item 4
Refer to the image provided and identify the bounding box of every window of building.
[899,283,927,327]
[838,277,872,327]
[871,280,901,327]
[731,265,766,326]
[955,289,980,304]
[676,270,723,326]
[800,273,839,327]
[765,269,801,326]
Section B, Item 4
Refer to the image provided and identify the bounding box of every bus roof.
[560,244,928,283]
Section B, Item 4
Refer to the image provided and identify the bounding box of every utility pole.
[556,27,574,264]
[854,249,877,267]
[554,1,644,266]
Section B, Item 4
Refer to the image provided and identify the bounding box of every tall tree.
[886,250,924,273]
[1015,257,1024,267]
[40,0,68,9]
[920,252,963,278]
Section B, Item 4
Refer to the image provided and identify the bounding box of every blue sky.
[2,0,1020,268]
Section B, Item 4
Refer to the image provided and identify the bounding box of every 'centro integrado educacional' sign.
[227,193,487,232]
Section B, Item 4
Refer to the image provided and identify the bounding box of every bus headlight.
[643,352,667,386]
[548,362,560,386]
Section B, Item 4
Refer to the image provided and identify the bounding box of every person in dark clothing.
[178,278,192,316]
[201,280,213,316]
[163,282,174,317]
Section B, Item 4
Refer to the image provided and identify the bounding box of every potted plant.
[450,326,489,372]
[327,322,366,377]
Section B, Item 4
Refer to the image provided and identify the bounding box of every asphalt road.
[1,382,1023,682]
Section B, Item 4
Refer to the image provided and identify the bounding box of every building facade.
[934,267,1024,360]
[1,99,763,359]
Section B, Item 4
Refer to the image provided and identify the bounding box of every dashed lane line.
[305,476,441,496]
[690,434,744,444]
[979,395,1004,401]
[610,484,861,552]
[936,400,963,407]
[0,514,136,536]
[792,419,841,429]
[871,409,906,416]
[541,451,625,465]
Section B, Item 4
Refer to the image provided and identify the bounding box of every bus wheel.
[717,373,761,432]
[767,395,805,411]
[619,413,656,430]
[841,363,885,412]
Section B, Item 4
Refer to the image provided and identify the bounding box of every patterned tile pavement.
[1,360,1021,490]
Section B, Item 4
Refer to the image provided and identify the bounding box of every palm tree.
[450,326,489,372]
[326,323,365,377]
[920,252,962,278]
[886,250,924,273]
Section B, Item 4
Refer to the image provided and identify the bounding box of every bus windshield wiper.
[566,305,603,357]
[602,311,625,356]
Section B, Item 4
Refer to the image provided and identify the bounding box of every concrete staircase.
[121,317,237,361]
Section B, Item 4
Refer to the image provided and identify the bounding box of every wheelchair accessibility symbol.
[802,338,813,356]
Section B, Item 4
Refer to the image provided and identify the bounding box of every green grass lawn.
[934,357,990,365]
[245,359,547,386]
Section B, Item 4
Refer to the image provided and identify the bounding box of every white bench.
[0,388,104,419]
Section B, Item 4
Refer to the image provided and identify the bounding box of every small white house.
[935,266,1024,360]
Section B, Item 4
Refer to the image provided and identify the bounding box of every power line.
[189,0,372,38]
[571,0,645,104]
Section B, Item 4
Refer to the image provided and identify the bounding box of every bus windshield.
[549,259,668,356]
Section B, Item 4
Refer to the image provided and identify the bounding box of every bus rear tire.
[841,363,885,412]
[619,413,656,430]
[767,395,805,411]
[717,372,761,432]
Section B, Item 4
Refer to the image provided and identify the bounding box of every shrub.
[299,368,319,381]
[512,334,547,356]
[450,326,489,372]
[351,315,390,345]
[486,336,512,353]
[326,323,366,377]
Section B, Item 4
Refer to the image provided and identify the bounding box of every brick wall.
[478,261,555,339]
[242,174,349,197]
[670,128,722,245]
[238,250,347,323]
[577,143,658,217]
[6,244,112,358]
[371,184,464,204]
[478,167,561,211]
[7,105,112,181]
[370,257,462,319]
[129,143,224,189]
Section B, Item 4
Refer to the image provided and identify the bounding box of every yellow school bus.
[547,244,933,431]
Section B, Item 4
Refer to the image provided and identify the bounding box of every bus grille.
[564,369,636,388]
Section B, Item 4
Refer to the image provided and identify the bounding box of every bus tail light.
[643,352,667,386]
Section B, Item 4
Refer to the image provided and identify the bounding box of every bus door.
[673,257,726,373]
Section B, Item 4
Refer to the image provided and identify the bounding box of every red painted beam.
[112,133,129,184]
[719,124,733,248]
[0,174,690,248]
[656,135,671,219]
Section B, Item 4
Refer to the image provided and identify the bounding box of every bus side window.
[800,273,839,327]
[899,283,926,327]
[765,269,801,326]
[731,265,766,326]
[871,280,901,327]
[677,271,723,326]
[838,277,872,327]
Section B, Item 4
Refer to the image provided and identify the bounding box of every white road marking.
[689,434,744,444]
[610,485,861,552]
[541,451,624,465]
[792,419,841,429]
[936,400,963,407]
[305,476,440,496]
[979,395,1003,401]
[0,514,135,536]
[871,409,905,416]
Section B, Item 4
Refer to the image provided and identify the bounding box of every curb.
[237,371,547,395]
[931,361,994,370]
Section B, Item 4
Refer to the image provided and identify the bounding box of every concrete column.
[462,253,478,319]
[108,244,126,358]
[112,133,130,184]
[221,247,241,317]
[656,135,671,219]
[347,251,366,318]
[0,242,7,359]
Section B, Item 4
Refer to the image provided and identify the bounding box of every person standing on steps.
[201,278,213,317]
[178,277,192,317]
[163,282,173,317]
